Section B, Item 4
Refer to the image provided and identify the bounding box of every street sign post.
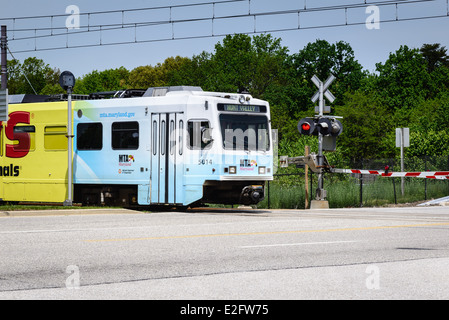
[396,128,410,196]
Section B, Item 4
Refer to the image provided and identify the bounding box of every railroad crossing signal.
[297,74,341,206]
[311,74,336,113]
[329,119,343,137]
[298,117,343,137]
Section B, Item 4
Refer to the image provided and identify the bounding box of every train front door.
[150,113,183,204]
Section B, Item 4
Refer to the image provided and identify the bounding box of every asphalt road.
[0,206,449,300]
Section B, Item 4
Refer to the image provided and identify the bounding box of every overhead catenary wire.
[0,0,248,22]
[2,0,445,54]
[3,0,440,37]
[6,46,38,94]
[5,0,436,34]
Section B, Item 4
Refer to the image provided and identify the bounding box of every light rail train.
[0,86,274,207]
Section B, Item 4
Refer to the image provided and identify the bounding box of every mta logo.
[119,155,135,163]
[240,159,257,167]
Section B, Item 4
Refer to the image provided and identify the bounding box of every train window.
[179,120,183,155]
[170,120,175,155]
[161,120,166,155]
[14,126,36,151]
[77,123,103,150]
[112,121,139,150]
[188,120,212,150]
[152,121,157,155]
[220,114,269,151]
[44,126,67,151]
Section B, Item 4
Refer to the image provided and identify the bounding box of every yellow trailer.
[0,100,70,203]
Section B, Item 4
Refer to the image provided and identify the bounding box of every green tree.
[5,59,22,94]
[128,65,165,89]
[250,34,289,97]
[20,57,50,94]
[202,33,288,97]
[267,39,364,143]
[367,44,449,157]
[420,43,449,72]
[408,130,449,157]
[186,51,214,88]
[5,57,59,95]
[285,40,364,110]
[335,91,395,160]
[406,93,449,157]
[164,56,194,86]
[75,67,129,94]
[207,33,255,93]
[128,56,193,89]
[40,67,65,95]
[421,44,449,98]
[374,45,430,124]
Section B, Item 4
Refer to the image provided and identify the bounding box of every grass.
[1,177,447,211]
[258,176,449,209]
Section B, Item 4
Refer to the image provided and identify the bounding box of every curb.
[0,208,141,217]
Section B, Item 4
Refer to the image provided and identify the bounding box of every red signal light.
[298,118,316,135]
[302,123,311,131]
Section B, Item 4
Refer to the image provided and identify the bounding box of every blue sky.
[2,0,449,77]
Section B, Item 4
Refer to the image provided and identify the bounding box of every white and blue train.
[71,86,274,207]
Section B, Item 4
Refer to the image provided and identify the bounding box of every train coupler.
[240,185,264,205]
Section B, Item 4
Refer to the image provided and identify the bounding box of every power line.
[0,0,247,22]
[6,46,38,94]
[4,0,445,54]
[6,0,436,33]
[9,12,449,54]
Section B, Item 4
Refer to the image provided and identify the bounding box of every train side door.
[150,113,183,204]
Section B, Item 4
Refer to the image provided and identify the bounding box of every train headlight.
[258,166,266,174]
[229,166,237,174]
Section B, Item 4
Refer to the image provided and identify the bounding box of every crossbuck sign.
[311,74,336,115]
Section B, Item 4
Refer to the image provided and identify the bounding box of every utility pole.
[59,71,76,206]
[304,145,310,209]
[1,25,7,90]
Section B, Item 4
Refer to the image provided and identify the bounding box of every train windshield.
[220,114,270,151]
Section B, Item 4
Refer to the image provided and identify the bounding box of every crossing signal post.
[59,71,76,207]
[297,74,343,209]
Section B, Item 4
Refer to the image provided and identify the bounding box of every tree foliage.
[3,35,449,160]
[6,57,62,95]
[190,33,288,97]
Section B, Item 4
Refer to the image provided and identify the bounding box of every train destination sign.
[218,104,266,113]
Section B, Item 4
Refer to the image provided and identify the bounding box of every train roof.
[7,86,267,107]
[8,86,203,104]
